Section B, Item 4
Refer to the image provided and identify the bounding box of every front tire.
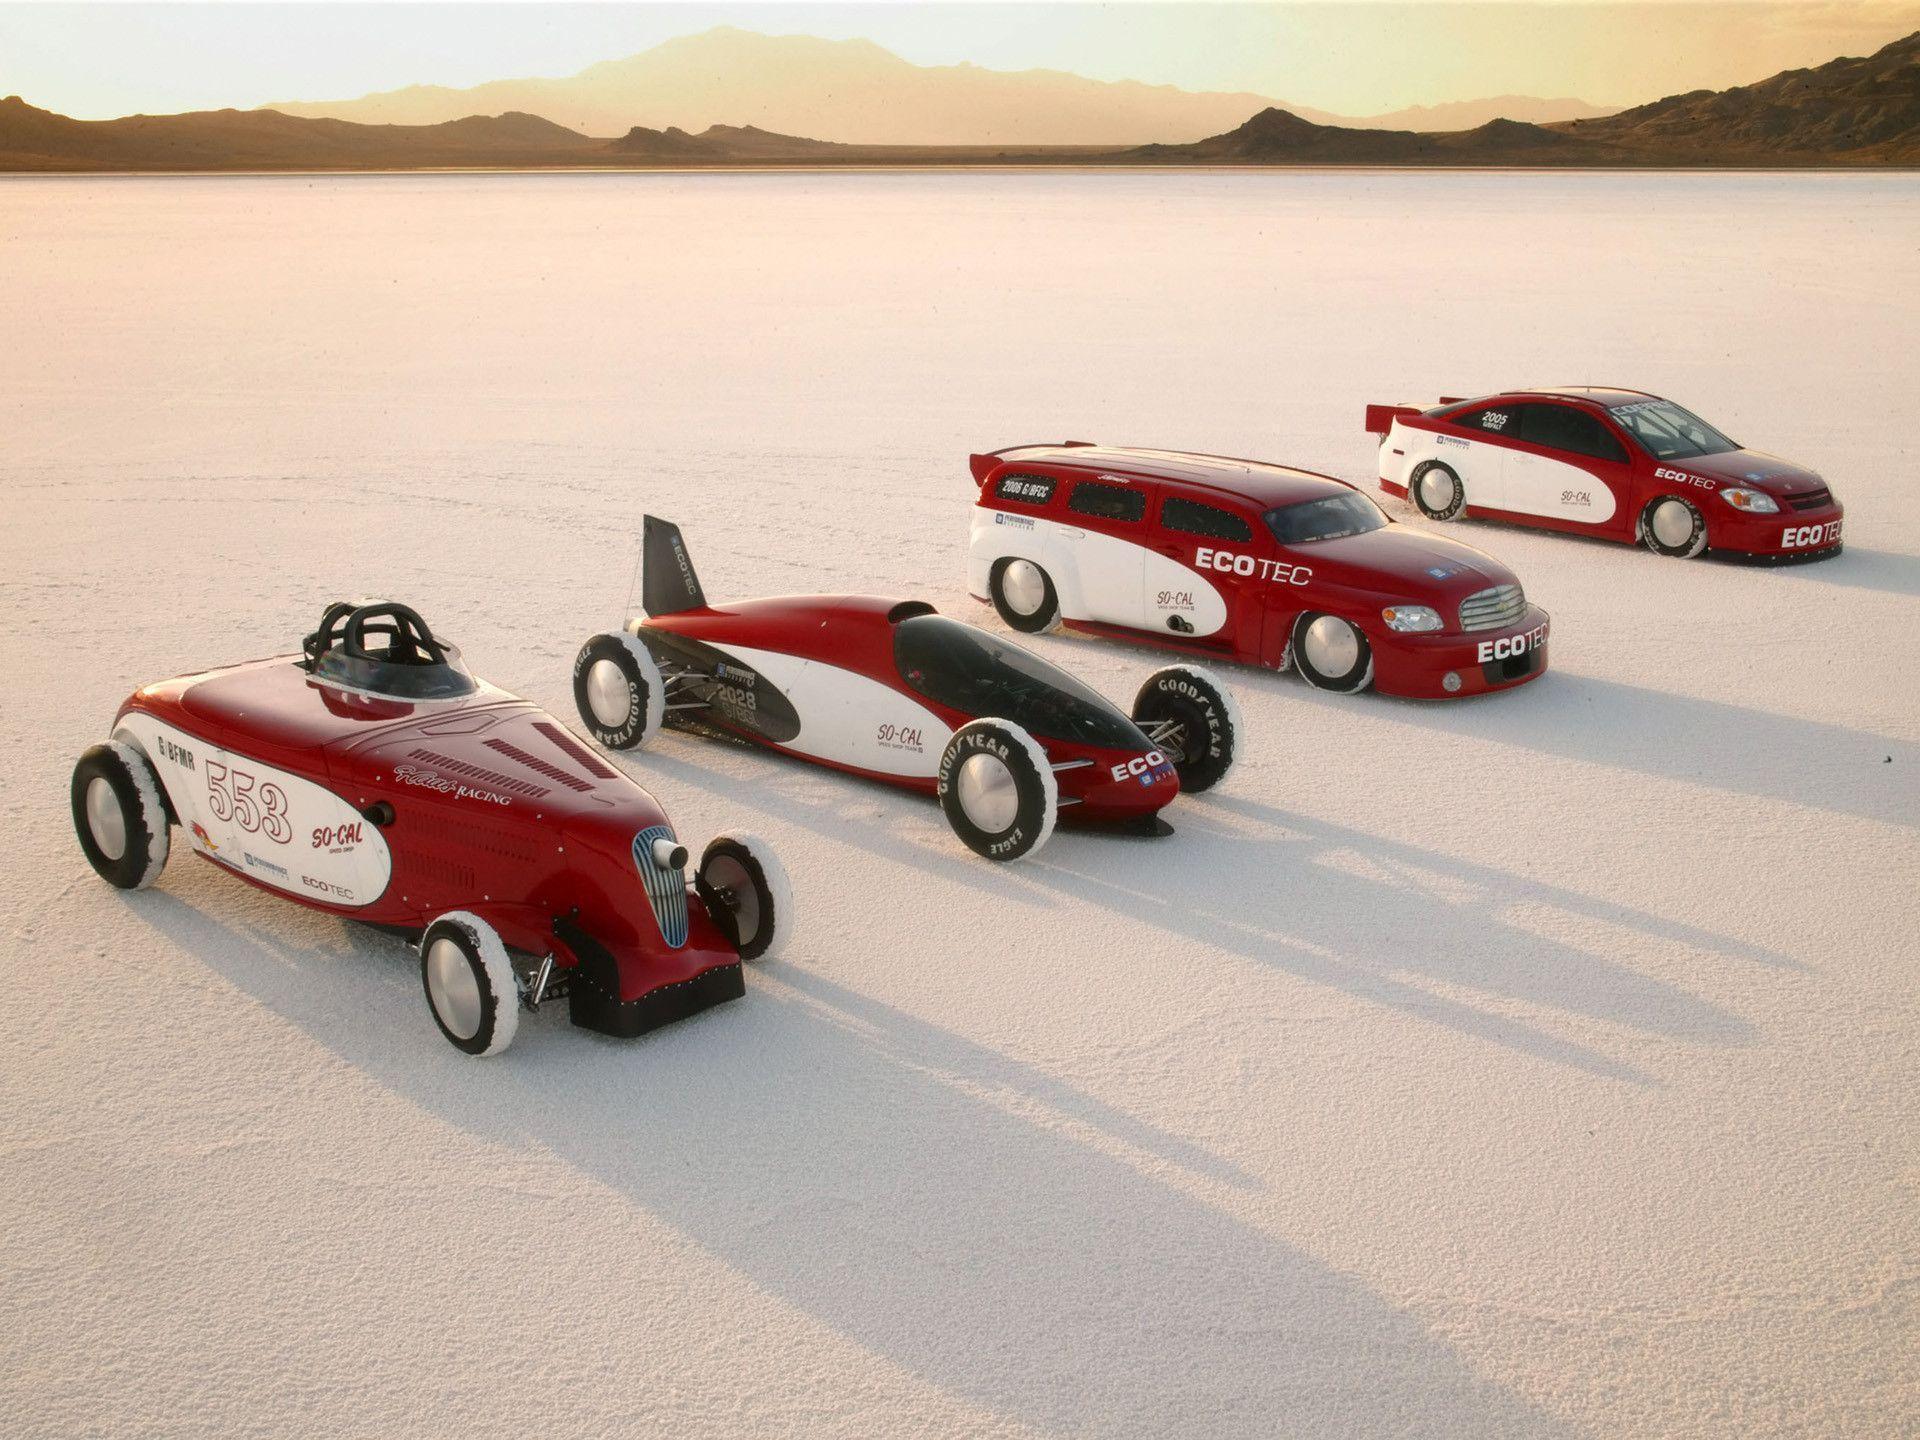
[1131,665,1240,793]
[695,833,791,962]
[989,557,1062,634]
[1292,613,1374,694]
[573,632,665,750]
[1640,496,1707,558]
[1410,460,1466,521]
[71,741,171,890]
[937,719,1058,862]
[420,912,519,1056]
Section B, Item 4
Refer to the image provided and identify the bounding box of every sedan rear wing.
[969,441,1094,486]
[1364,400,1463,436]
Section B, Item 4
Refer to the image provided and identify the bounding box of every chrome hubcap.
[1651,500,1694,549]
[955,752,1020,833]
[1420,470,1458,513]
[425,936,484,1040]
[1304,616,1362,678]
[1000,560,1047,616]
[586,658,634,728]
[86,777,127,861]
[704,855,760,947]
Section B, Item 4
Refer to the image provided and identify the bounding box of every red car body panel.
[634,595,1181,823]
[113,654,743,1036]
[1369,387,1844,558]
[966,445,1548,699]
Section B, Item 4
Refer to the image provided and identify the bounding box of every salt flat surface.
[2,171,1916,1438]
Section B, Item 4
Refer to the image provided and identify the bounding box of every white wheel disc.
[956,752,1020,833]
[1651,499,1694,549]
[1000,560,1047,617]
[586,658,634,728]
[424,937,484,1041]
[1420,470,1458,512]
[1303,616,1362,678]
[703,855,761,949]
[86,777,128,861]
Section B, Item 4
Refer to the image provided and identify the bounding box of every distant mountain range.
[2,31,1913,172]
[1132,31,1919,166]
[261,26,1614,144]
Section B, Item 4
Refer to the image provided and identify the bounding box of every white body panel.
[710,643,954,780]
[115,712,393,907]
[969,508,1230,637]
[1387,418,1508,503]
[1504,447,1619,524]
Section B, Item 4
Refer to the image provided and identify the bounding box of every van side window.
[1066,479,1145,523]
[1162,495,1252,541]
[993,472,1057,506]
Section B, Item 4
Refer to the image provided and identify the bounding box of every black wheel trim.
[1292,613,1374,693]
[70,745,157,889]
[936,724,1050,860]
[989,558,1059,635]
[419,920,501,1056]
[572,635,649,749]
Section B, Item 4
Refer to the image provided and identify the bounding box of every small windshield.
[1265,491,1389,545]
[893,615,1146,749]
[314,644,476,700]
[1608,399,1737,459]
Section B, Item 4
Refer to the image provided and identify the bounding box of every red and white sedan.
[1367,387,1844,560]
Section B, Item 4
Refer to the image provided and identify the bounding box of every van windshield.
[893,615,1146,749]
[1265,492,1389,545]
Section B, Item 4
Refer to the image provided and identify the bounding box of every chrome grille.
[632,824,688,948]
[1459,583,1526,632]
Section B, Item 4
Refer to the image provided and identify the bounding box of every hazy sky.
[4,1,1917,119]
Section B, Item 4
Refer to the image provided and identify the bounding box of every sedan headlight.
[1720,486,1779,514]
[1381,604,1443,633]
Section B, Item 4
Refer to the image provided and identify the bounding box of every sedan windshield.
[894,615,1146,749]
[1265,492,1389,545]
[1608,399,1737,459]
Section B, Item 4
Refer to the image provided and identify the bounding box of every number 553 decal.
[112,712,393,907]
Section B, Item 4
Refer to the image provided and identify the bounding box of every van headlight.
[1381,604,1443,633]
[1720,486,1779,514]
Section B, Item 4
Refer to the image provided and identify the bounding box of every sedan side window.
[1519,404,1628,463]
[1066,479,1146,524]
[1162,495,1253,542]
[1459,406,1521,437]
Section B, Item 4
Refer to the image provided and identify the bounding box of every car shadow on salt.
[1030,816,1751,1091]
[1737,544,1920,598]
[124,888,1574,1440]
[1300,669,1913,832]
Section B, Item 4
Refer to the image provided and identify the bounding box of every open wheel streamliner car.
[70,601,788,1056]
[1366,387,1844,560]
[573,518,1241,863]
[967,443,1550,699]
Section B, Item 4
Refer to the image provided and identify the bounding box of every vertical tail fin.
[641,515,707,618]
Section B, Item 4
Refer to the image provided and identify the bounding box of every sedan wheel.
[1642,496,1707,558]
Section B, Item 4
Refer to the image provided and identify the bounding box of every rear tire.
[1410,460,1466,521]
[989,557,1062,635]
[1292,613,1374,695]
[573,632,665,750]
[937,719,1057,862]
[1131,665,1240,793]
[695,833,790,962]
[420,911,518,1056]
[1640,496,1707,558]
[71,741,170,890]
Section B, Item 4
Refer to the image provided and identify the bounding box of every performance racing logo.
[1477,623,1548,664]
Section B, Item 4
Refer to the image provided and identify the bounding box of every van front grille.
[1459,584,1526,632]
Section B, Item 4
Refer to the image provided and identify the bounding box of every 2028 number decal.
[206,761,292,842]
